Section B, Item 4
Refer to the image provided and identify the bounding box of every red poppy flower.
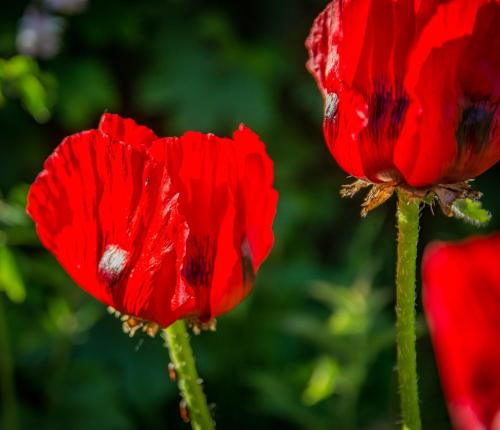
[149,126,278,320]
[423,233,500,430]
[306,0,499,187]
[27,114,277,329]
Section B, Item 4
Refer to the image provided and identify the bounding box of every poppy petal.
[98,113,158,149]
[405,0,491,95]
[27,130,193,327]
[306,0,418,183]
[396,3,500,186]
[307,0,499,187]
[233,124,277,271]
[149,132,238,234]
[323,88,368,180]
[150,132,242,318]
[209,194,246,318]
[149,126,277,320]
[305,0,342,94]
[447,2,500,182]
[423,234,500,430]
[395,38,466,186]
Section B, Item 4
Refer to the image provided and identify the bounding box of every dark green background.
[1,1,498,429]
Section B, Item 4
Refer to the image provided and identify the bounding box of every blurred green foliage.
[0,245,26,303]
[0,1,499,429]
[451,198,492,226]
[0,55,55,122]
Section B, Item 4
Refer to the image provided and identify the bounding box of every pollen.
[98,244,129,283]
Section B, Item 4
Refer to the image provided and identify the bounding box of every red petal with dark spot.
[306,0,425,183]
[233,124,278,272]
[396,3,500,186]
[149,126,277,319]
[28,114,277,326]
[395,38,467,186]
[27,128,193,327]
[307,0,499,186]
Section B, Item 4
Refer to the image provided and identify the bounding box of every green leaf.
[451,198,491,227]
[0,245,26,303]
[18,73,52,122]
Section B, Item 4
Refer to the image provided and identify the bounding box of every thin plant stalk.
[0,295,19,430]
[163,319,214,430]
[395,191,422,430]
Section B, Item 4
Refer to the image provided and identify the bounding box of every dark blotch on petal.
[456,99,497,152]
[241,238,255,289]
[182,236,214,288]
[368,81,409,142]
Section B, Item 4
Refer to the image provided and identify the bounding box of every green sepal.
[451,198,491,227]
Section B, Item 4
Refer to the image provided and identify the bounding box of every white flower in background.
[43,0,88,15]
[17,7,65,59]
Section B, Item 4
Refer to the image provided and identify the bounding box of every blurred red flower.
[27,113,277,328]
[423,233,500,430]
[306,0,500,187]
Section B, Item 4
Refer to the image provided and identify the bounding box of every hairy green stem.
[0,296,19,430]
[395,191,422,430]
[163,320,214,430]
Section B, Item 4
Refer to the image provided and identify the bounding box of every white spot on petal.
[356,108,368,125]
[325,92,338,120]
[98,245,129,283]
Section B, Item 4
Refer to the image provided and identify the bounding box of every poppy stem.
[163,319,214,430]
[0,295,19,430]
[395,191,422,430]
